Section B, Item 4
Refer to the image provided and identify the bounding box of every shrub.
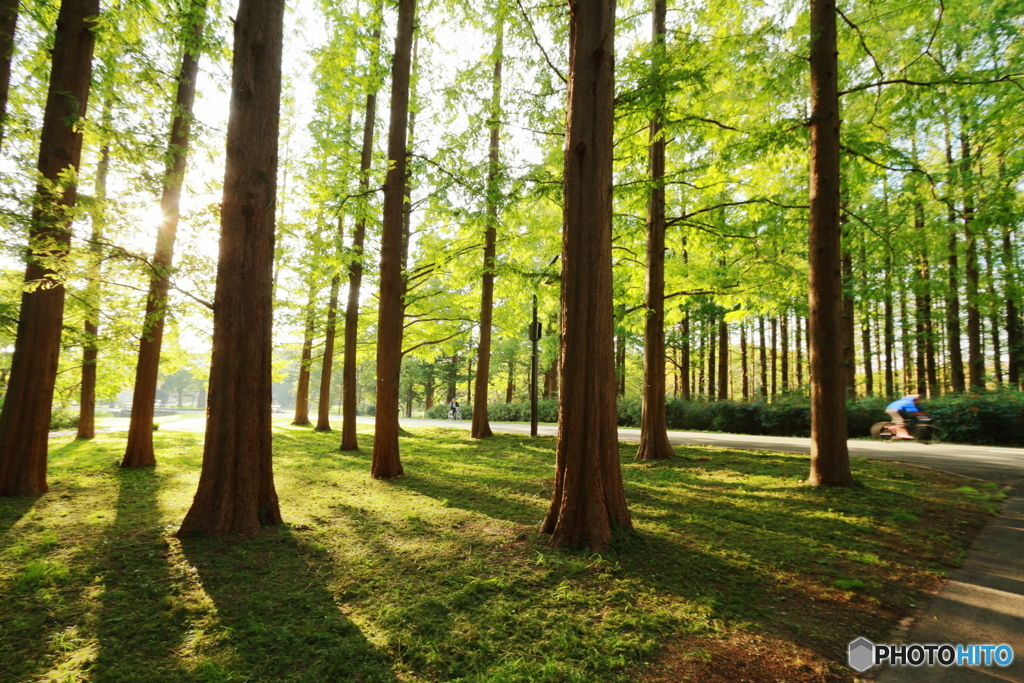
[924,391,1024,446]
[50,407,79,431]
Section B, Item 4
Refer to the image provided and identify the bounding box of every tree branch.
[514,0,567,85]
[839,72,1024,96]
[402,329,466,356]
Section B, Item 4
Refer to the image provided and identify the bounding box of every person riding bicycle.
[448,398,460,420]
[885,394,924,439]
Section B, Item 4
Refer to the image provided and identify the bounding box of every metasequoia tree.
[0,0,18,146]
[371,0,416,478]
[635,0,673,461]
[292,288,316,426]
[316,249,340,431]
[470,11,504,439]
[122,0,207,467]
[177,0,285,535]
[340,84,379,449]
[76,95,112,440]
[0,0,98,497]
[806,0,852,486]
[541,0,632,550]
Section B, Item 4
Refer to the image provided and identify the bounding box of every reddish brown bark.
[123,2,205,467]
[176,0,284,536]
[541,0,631,550]
[807,0,852,486]
[340,91,378,450]
[962,130,983,390]
[944,128,966,393]
[0,0,98,496]
[0,0,19,147]
[316,271,340,432]
[636,0,673,462]
[292,296,315,426]
[740,323,749,399]
[779,312,789,391]
[471,15,503,440]
[680,315,690,400]
[1005,227,1021,388]
[842,247,856,397]
[77,126,110,440]
[370,0,416,478]
[717,318,728,400]
[758,317,768,398]
[505,360,515,402]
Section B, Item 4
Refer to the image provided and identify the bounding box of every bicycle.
[448,406,462,421]
[869,415,942,444]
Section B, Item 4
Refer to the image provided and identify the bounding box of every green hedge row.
[430,391,1024,446]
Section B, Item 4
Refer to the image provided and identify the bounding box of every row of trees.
[0,0,1021,549]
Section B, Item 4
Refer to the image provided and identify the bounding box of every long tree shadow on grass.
[91,467,192,683]
[179,530,397,683]
[0,494,36,539]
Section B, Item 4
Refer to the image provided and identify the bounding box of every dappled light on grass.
[0,426,1002,682]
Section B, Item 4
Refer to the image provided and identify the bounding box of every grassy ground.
[0,422,1004,683]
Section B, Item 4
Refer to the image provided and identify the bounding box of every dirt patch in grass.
[0,426,1003,682]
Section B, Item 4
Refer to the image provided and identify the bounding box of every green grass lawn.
[0,423,1003,682]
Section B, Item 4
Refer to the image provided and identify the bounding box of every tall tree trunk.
[636,0,673,461]
[370,0,416,478]
[697,323,705,396]
[858,246,873,396]
[615,308,626,396]
[780,311,789,391]
[680,314,690,400]
[943,128,966,393]
[1005,226,1021,388]
[758,316,768,398]
[176,0,284,535]
[77,105,111,440]
[292,293,315,426]
[340,97,380,449]
[717,318,728,400]
[983,232,1002,384]
[795,314,803,388]
[123,1,206,467]
[0,0,98,496]
[0,0,19,147]
[904,292,918,393]
[769,316,776,398]
[707,315,716,400]
[741,322,749,399]
[316,266,341,431]
[920,245,939,398]
[505,359,515,403]
[424,366,435,409]
[542,0,631,550]
[914,277,927,397]
[884,255,895,396]
[471,14,504,439]
[807,0,852,486]
[961,129,983,390]
[842,247,856,398]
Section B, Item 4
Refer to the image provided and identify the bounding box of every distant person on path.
[448,398,460,420]
[886,394,923,439]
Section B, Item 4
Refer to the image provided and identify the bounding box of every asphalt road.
[367,417,1024,485]
[53,414,1024,485]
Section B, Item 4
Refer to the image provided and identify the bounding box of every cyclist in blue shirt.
[886,394,922,439]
